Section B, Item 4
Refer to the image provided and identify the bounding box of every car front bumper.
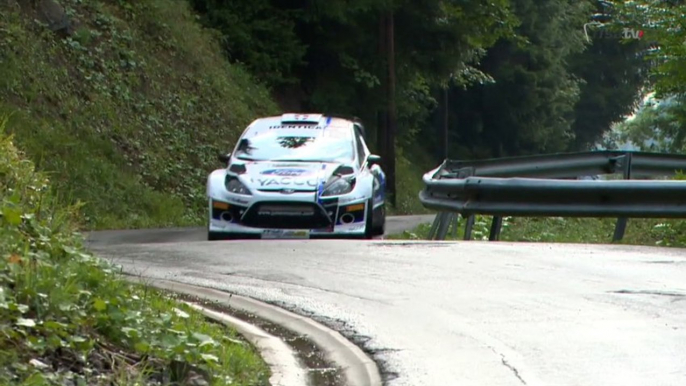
[208,192,369,238]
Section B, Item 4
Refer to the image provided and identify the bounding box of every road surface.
[84,214,435,247]
[86,216,686,386]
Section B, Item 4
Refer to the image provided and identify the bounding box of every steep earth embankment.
[0,0,277,230]
[0,0,430,231]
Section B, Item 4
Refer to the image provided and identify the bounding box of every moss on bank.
[0,124,270,384]
[0,0,277,230]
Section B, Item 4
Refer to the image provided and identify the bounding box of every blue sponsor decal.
[316,164,327,204]
[261,168,311,177]
[374,171,386,204]
[377,169,386,185]
[316,182,325,204]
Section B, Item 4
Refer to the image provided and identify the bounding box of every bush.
[0,119,269,385]
[0,0,277,230]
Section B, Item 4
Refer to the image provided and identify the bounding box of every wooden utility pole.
[386,9,397,206]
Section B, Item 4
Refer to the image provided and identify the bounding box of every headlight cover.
[321,177,354,197]
[225,176,252,195]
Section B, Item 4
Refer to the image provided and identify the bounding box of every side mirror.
[218,152,231,164]
[367,154,381,165]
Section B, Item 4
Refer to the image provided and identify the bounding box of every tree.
[189,0,519,205]
[612,94,686,152]
[608,0,686,98]
[566,0,653,150]
[604,0,686,154]
[434,0,593,159]
[187,0,306,86]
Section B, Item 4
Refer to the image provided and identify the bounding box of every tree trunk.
[386,10,397,207]
[376,14,387,163]
[443,87,449,160]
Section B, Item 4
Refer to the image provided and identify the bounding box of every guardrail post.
[463,215,475,240]
[435,212,453,240]
[613,153,633,242]
[427,213,442,240]
[489,216,503,241]
[453,214,460,238]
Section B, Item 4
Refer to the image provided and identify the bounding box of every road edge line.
[183,301,308,386]
[122,276,307,386]
[126,276,383,386]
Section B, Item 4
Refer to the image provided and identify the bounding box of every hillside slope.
[0,119,270,385]
[0,0,277,229]
[0,0,431,231]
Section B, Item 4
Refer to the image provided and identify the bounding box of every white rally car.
[206,113,387,240]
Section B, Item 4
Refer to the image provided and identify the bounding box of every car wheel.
[208,231,224,241]
[363,198,374,239]
[372,204,385,237]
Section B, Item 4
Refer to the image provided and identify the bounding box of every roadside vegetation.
[3,0,686,233]
[0,0,432,229]
[392,215,686,248]
[0,123,269,384]
[0,0,278,230]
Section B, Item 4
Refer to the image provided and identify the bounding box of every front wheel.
[371,206,385,237]
[208,231,259,240]
[208,231,224,241]
[362,198,375,239]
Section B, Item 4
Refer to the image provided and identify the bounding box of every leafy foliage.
[0,124,269,385]
[392,213,686,248]
[437,0,593,159]
[567,0,653,150]
[609,93,686,152]
[0,0,277,230]
[603,0,686,156]
[1,0,667,226]
[187,0,519,162]
[187,0,306,86]
[608,0,686,98]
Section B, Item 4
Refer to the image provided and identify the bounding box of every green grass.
[0,124,269,384]
[390,214,686,248]
[0,0,277,231]
[0,0,448,233]
[386,145,436,216]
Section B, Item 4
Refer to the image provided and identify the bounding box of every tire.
[371,204,385,237]
[208,231,224,241]
[363,198,375,239]
[208,231,259,240]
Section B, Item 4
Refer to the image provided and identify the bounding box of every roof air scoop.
[280,113,323,124]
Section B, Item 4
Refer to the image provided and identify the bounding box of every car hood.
[240,160,346,191]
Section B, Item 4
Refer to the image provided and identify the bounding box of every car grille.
[241,201,333,229]
[258,204,315,216]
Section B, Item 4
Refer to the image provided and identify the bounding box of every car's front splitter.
[208,219,366,238]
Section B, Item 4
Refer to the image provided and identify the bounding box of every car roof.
[241,114,357,139]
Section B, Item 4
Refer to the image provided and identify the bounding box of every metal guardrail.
[420,151,686,242]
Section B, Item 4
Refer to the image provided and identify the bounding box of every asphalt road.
[86,216,686,386]
[84,214,436,247]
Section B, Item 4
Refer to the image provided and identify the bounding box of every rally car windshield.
[234,132,355,163]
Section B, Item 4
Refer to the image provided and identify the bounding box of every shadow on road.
[83,214,436,247]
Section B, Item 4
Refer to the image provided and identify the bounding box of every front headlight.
[225,176,252,195]
[321,177,354,197]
